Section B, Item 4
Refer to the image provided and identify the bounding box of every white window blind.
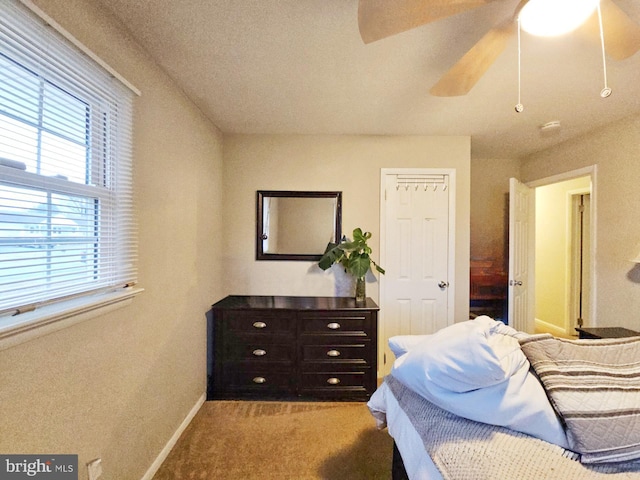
[0,0,136,316]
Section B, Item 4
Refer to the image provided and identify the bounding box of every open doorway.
[532,174,593,337]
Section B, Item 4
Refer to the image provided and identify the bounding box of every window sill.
[0,287,144,352]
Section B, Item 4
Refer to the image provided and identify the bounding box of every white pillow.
[390,317,569,447]
[388,334,431,359]
[391,316,527,393]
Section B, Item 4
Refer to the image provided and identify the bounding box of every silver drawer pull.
[253,321,267,329]
[252,376,266,384]
[252,349,267,356]
[327,377,341,385]
[327,350,341,357]
[327,322,341,330]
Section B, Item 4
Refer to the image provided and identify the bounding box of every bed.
[368,316,640,479]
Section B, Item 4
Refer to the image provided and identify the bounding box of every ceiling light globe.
[519,0,600,37]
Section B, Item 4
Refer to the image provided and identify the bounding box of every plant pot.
[355,277,366,304]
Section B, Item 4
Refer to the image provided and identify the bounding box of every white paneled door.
[508,178,535,333]
[379,169,455,376]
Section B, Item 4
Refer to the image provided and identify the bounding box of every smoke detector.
[539,120,561,136]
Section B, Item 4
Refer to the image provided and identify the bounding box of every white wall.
[522,113,640,330]
[0,1,225,479]
[470,157,521,272]
[222,134,471,322]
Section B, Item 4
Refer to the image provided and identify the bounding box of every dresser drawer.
[301,343,370,364]
[221,367,294,395]
[224,342,295,363]
[299,370,375,400]
[223,311,296,336]
[300,371,368,391]
[299,311,373,336]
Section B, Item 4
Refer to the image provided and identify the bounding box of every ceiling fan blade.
[430,23,515,97]
[578,0,640,60]
[358,0,499,44]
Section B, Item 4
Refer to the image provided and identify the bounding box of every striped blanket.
[386,375,640,479]
[520,334,640,464]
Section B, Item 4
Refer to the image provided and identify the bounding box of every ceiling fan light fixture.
[519,0,600,37]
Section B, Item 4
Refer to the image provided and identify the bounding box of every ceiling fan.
[358,0,640,97]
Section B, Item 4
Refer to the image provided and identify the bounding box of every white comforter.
[368,380,444,480]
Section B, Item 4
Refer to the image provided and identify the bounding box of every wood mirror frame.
[256,190,342,261]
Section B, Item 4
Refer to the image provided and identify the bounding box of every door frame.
[378,168,457,372]
[524,165,598,329]
[568,189,591,335]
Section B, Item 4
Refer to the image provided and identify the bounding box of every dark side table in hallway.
[575,327,640,339]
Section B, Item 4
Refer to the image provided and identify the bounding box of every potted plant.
[318,227,385,303]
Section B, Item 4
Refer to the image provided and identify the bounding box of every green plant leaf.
[347,253,371,279]
[317,227,384,277]
[373,263,385,275]
[336,239,360,252]
[318,242,344,270]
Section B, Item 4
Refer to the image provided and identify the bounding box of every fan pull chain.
[597,3,612,98]
[515,18,524,113]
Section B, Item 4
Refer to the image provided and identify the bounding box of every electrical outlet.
[87,458,102,480]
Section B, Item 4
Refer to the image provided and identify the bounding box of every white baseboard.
[534,318,571,338]
[141,393,206,480]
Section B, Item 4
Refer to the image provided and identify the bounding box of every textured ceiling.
[96,0,640,159]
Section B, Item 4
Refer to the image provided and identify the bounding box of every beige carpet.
[152,400,393,480]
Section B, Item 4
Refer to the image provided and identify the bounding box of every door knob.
[509,280,523,286]
[438,281,449,289]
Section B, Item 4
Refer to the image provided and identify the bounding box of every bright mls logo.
[0,455,77,479]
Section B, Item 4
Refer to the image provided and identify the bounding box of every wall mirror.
[256,191,342,261]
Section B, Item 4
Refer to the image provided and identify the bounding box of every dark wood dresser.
[209,295,379,401]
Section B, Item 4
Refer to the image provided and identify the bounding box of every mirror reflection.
[257,191,342,260]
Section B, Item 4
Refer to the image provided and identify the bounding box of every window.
[0,0,137,320]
